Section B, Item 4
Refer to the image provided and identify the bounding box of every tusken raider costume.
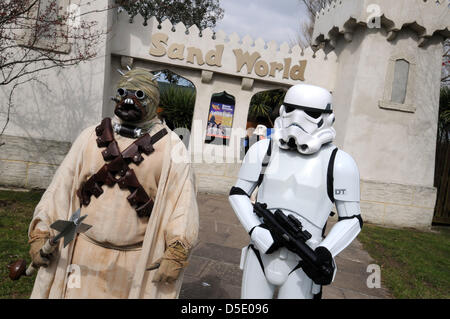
[229,84,362,299]
[27,68,199,298]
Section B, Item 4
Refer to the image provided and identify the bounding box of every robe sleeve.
[28,127,94,237]
[162,136,199,250]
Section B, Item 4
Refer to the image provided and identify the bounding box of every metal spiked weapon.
[8,209,92,280]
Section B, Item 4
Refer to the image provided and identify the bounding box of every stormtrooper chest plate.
[257,144,335,229]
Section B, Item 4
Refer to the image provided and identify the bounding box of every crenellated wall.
[107,11,340,182]
[313,0,449,47]
[111,12,338,91]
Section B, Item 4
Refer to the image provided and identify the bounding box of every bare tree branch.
[1,79,29,137]
[0,0,112,143]
[296,0,332,48]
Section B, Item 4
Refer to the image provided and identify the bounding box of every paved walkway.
[180,193,392,299]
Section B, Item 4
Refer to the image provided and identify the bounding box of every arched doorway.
[204,91,236,146]
[242,88,286,156]
[152,69,196,147]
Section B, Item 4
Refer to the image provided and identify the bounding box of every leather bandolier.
[77,118,168,218]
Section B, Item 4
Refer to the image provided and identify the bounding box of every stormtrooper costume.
[229,84,362,299]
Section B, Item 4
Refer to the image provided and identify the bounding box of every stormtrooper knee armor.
[229,84,363,299]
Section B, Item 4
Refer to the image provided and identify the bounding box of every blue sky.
[215,0,309,47]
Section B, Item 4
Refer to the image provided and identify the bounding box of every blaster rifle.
[253,202,333,280]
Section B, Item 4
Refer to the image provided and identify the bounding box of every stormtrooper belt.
[77,118,167,218]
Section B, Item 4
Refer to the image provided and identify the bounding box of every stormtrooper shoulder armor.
[332,150,360,202]
[238,139,271,182]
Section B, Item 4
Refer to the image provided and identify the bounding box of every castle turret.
[310,0,449,228]
[313,0,449,48]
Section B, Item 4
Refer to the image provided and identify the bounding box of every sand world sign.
[149,33,307,82]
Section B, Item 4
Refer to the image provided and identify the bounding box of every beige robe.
[28,120,199,299]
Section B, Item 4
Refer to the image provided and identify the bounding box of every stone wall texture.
[360,180,436,229]
[0,135,70,189]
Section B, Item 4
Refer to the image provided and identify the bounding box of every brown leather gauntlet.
[29,229,51,268]
[152,241,190,284]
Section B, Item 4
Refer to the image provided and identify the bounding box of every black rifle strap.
[248,225,257,236]
[288,262,323,297]
[321,221,328,238]
[229,186,250,197]
[257,139,273,188]
[338,214,364,228]
[289,260,304,276]
[313,286,323,299]
[248,244,265,275]
[257,223,284,255]
[326,147,339,203]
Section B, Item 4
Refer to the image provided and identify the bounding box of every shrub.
[158,85,195,130]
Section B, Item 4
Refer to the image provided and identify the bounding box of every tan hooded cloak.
[28,119,199,299]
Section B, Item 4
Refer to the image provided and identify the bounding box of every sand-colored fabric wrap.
[116,68,160,126]
[28,123,199,299]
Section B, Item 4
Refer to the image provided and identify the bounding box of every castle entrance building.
[0,0,448,228]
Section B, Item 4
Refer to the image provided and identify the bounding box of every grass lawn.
[358,224,450,299]
[0,189,43,299]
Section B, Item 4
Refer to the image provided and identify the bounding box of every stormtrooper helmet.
[274,84,336,155]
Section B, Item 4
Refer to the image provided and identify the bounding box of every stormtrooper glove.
[300,246,335,285]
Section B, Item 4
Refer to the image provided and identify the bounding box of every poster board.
[205,91,236,146]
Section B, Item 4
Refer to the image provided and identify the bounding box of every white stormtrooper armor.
[229,84,362,299]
